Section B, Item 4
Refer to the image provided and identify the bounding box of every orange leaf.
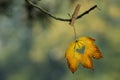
[65,36,103,73]
[65,42,81,73]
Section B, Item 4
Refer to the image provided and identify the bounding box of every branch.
[25,0,97,22]
[77,5,97,19]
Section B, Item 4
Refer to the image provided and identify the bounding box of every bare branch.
[77,5,97,19]
[25,0,97,22]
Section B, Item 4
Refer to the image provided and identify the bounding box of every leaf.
[65,36,103,73]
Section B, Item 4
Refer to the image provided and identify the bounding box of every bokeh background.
[0,0,120,80]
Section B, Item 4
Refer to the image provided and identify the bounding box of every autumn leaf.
[65,36,103,73]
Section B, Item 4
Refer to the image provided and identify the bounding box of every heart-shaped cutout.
[76,46,85,54]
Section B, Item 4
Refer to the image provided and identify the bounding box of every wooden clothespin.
[70,4,81,26]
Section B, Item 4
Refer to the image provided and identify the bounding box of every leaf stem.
[72,25,77,40]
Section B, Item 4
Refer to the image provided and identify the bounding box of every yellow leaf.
[77,37,103,59]
[65,36,103,73]
[65,42,81,73]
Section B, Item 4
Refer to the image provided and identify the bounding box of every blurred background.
[0,0,120,80]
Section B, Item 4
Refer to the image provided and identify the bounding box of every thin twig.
[25,0,70,21]
[76,5,97,19]
[25,0,97,22]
